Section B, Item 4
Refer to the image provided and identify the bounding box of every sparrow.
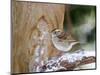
[51,28,81,53]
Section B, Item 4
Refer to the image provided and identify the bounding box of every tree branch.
[40,56,95,72]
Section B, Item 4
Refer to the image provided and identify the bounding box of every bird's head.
[51,28,62,37]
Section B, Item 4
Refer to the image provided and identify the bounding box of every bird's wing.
[57,32,78,44]
[57,32,67,40]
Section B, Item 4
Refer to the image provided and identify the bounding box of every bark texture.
[12,1,65,73]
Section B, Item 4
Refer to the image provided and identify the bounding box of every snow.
[83,50,95,57]
[58,50,84,63]
[40,50,95,72]
[29,19,51,72]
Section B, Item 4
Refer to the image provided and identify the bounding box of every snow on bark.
[39,50,95,72]
[29,19,51,72]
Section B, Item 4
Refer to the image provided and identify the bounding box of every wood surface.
[12,0,65,73]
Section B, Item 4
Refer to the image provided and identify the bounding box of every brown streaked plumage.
[57,32,77,43]
[51,28,81,52]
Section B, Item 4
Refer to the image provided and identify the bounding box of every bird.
[51,28,82,53]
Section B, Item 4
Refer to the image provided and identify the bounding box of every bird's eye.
[54,32,57,34]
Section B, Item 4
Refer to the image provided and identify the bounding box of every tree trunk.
[12,1,65,73]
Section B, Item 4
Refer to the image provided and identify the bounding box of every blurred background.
[64,5,96,51]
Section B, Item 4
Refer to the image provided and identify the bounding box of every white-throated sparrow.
[51,28,81,53]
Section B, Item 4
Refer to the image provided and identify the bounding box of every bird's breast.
[52,37,80,52]
[52,37,70,52]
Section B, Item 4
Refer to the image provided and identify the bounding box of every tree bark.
[65,5,73,33]
[12,1,65,73]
